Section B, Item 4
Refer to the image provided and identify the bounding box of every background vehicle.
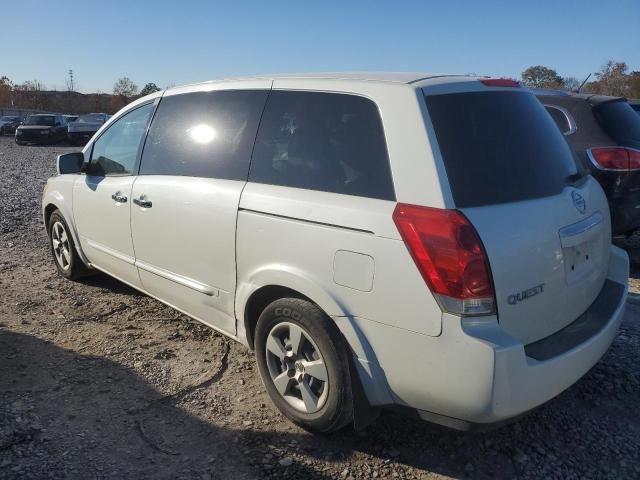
[67,112,110,145]
[64,114,79,124]
[42,74,628,433]
[15,114,67,145]
[0,115,22,135]
[536,90,640,247]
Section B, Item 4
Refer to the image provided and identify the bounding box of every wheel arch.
[236,269,385,428]
[42,192,90,267]
[235,266,348,350]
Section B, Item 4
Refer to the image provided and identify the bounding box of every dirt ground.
[1,135,639,479]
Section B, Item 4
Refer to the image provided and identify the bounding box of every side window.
[139,90,268,179]
[249,91,395,201]
[544,105,575,136]
[89,103,154,176]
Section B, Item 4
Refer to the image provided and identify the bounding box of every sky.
[3,0,639,93]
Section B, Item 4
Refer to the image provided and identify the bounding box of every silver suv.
[42,73,628,433]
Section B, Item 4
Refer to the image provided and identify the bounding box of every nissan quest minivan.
[42,73,629,433]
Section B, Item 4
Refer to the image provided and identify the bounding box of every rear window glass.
[593,100,640,148]
[424,91,579,208]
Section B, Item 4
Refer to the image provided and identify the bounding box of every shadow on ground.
[0,330,330,479]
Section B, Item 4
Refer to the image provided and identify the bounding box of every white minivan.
[42,73,629,433]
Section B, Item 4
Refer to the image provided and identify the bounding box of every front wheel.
[48,210,87,280]
[255,298,353,433]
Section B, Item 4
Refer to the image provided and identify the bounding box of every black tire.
[255,298,353,433]
[47,210,88,280]
[15,139,25,146]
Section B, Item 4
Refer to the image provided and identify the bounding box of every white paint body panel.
[72,175,141,288]
[130,176,240,335]
[40,73,629,427]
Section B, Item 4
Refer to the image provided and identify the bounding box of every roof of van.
[173,72,473,88]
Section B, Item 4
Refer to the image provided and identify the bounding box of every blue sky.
[4,0,639,93]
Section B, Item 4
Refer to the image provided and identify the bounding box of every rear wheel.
[255,298,353,433]
[48,210,87,280]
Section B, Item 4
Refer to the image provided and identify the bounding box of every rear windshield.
[424,91,579,208]
[593,100,640,149]
[25,115,55,126]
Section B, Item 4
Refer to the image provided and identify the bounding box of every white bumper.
[338,245,629,427]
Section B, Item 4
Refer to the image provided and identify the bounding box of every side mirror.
[57,152,84,175]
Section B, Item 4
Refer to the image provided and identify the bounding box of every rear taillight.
[480,78,520,88]
[589,147,640,171]
[392,203,495,316]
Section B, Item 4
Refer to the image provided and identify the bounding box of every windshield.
[78,114,105,123]
[24,115,55,126]
[594,100,640,149]
[424,90,579,208]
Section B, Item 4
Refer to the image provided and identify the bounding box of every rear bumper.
[340,245,629,428]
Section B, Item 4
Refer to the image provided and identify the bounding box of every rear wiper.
[566,169,589,185]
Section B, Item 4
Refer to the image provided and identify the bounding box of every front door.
[130,86,269,335]
[73,102,155,288]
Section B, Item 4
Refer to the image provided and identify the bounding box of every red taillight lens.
[480,78,520,88]
[590,147,640,170]
[393,203,495,316]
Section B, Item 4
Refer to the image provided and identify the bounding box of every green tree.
[140,82,161,96]
[521,65,564,89]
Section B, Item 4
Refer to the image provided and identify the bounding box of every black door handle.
[133,197,152,208]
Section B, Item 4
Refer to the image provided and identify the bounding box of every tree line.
[0,76,162,114]
[1,61,638,115]
[520,61,640,97]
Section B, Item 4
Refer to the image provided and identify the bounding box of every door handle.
[133,196,153,208]
[111,192,127,203]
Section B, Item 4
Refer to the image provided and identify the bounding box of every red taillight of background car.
[589,147,640,171]
[392,203,496,316]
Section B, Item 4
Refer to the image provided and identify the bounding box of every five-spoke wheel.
[265,321,329,414]
[51,221,71,271]
[255,298,353,433]
[47,209,87,280]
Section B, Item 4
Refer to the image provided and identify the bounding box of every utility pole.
[67,69,75,113]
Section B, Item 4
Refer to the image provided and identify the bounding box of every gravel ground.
[0,135,639,480]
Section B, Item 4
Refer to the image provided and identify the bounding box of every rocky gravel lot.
[0,135,639,479]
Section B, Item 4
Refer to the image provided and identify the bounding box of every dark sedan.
[15,114,68,145]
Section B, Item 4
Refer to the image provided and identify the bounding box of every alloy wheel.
[265,322,329,414]
[51,221,71,271]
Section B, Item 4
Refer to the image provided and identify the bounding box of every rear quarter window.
[544,105,574,135]
[425,90,579,208]
[249,91,395,201]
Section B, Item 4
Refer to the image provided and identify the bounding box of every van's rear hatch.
[424,85,610,344]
